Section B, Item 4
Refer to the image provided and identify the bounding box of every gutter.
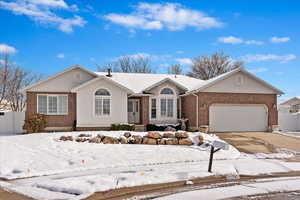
[191,93,199,128]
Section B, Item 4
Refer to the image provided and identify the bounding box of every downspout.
[191,93,199,129]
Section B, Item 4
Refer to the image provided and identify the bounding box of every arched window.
[95,89,110,96]
[160,88,174,95]
[160,88,175,118]
[95,89,111,116]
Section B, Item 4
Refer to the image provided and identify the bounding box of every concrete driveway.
[216,132,300,154]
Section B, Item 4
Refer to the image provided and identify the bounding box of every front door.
[128,99,140,124]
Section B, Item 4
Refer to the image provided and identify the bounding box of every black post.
[208,146,214,172]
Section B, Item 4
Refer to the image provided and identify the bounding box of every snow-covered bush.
[23,114,47,133]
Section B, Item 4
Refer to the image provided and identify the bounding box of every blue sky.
[0,0,299,101]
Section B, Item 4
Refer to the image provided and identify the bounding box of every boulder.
[178,138,193,145]
[119,137,128,144]
[131,135,143,144]
[60,136,73,141]
[146,132,162,139]
[142,137,157,145]
[165,138,178,145]
[165,126,176,132]
[124,132,131,138]
[163,133,175,138]
[97,134,105,140]
[89,136,102,143]
[76,138,88,142]
[175,132,189,138]
[78,133,92,137]
[102,136,119,144]
[158,139,166,145]
[198,135,205,144]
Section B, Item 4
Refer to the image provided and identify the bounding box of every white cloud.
[176,58,192,65]
[218,36,263,45]
[56,53,64,58]
[114,52,171,62]
[0,44,17,54]
[104,2,223,31]
[244,40,264,45]
[248,67,268,73]
[270,36,290,43]
[175,50,184,54]
[242,54,296,63]
[0,0,86,33]
[218,36,243,44]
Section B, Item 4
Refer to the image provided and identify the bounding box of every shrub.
[23,114,47,133]
[111,123,135,131]
[146,124,182,131]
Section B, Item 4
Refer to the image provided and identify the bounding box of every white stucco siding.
[148,82,181,124]
[202,72,276,94]
[76,78,128,127]
[29,68,95,92]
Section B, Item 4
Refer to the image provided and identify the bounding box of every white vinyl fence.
[0,111,25,136]
[278,106,300,132]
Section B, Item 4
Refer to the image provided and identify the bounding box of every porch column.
[140,96,149,125]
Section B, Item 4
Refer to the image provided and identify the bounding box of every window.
[95,89,111,116]
[151,98,157,119]
[37,95,68,115]
[160,88,174,95]
[160,98,174,118]
[290,104,300,113]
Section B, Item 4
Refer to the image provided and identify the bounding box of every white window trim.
[159,87,177,119]
[37,94,68,115]
[150,97,157,119]
[93,88,111,117]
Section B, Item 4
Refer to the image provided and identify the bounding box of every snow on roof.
[95,72,204,93]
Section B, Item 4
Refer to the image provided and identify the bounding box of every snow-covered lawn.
[274,131,300,139]
[0,131,300,200]
[156,176,300,200]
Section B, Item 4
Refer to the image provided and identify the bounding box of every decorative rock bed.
[59,132,205,146]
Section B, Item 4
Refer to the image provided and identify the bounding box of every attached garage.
[209,104,268,132]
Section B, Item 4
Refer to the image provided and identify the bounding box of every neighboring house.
[21,65,283,132]
[280,96,300,113]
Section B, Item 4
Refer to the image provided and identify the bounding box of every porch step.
[134,125,146,132]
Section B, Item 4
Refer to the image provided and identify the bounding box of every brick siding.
[26,92,76,128]
[182,92,278,130]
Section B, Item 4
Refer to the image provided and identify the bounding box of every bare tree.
[168,64,183,75]
[0,55,42,111]
[187,51,244,80]
[0,54,9,110]
[97,55,154,73]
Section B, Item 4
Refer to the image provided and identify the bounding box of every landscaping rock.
[124,132,131,138]
[76,138,88,142]
[102,136,119,144]
[59,136,73,141]
[163,133,175,138]
[78,133,92,137]
[158,139,166,145]
[165,138,178,145]
[198,135,205,144]
[89,136,102,143]
[178,138,193,145]
[146,132,162,139]
[175,132,189,138]
[165,126,176,132]
[119,137,128,144]
[131,135,143,144]
[142,137,157,145]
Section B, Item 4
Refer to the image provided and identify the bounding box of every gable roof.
[71,75,134,94]
[95,72,203,94]
[21,65,98,93]
[280,96,300,105]
[185,67,284,95]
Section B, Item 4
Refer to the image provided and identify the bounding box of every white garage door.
[209,104,268,132]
